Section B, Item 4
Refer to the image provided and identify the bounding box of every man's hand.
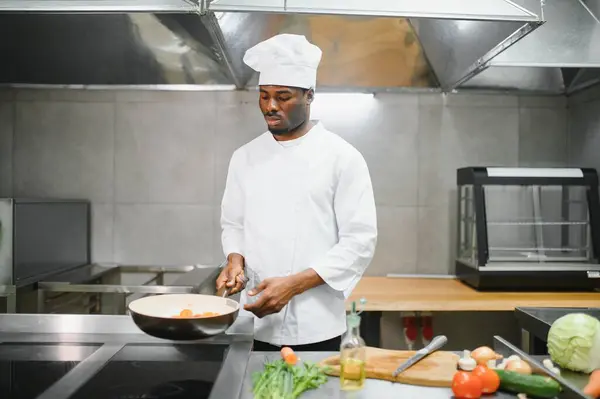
[216,254,246,295]
[243,276,298,318]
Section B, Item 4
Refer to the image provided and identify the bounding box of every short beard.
[269,104,307,135]
[269,127,291,135]
[268,121,305,135]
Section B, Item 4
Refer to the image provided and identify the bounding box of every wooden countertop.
[347,277,600,311]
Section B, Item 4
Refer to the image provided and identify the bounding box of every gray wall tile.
[569,99,600,169]
[91,203,114,263]
[114,204,214,266]
[318,96,419,207]
[0,102,13,197]
[519,95,566,109]
[367,206,418,276]
[214,100,267,206]
[418,105,520,207]
[417,204,455,275]
[13,101,114,201]
[115,102,216,204]
[519,107,568,166]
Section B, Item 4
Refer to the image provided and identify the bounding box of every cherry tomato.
[452,371,483,399]
[472,365,500,394]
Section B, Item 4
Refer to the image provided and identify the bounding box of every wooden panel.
[347,277,600,311]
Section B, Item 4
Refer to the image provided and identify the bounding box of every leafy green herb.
[252,359,328,399]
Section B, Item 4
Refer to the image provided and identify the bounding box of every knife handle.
[423,335,447,354]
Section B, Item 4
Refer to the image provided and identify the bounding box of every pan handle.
[219,274,249,297]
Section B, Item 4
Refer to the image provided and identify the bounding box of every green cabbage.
[547,313,600,373]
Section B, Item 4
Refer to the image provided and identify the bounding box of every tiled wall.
[568,85,600,169]
[0,88,568,277]
[0,88,574,349]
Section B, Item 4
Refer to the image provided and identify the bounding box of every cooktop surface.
[70,344,227,399]
[0,343,100,399]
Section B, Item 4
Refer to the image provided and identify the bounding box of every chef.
[216,33,378,352]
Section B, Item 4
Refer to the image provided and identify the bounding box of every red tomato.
[452,371,483,399]
[472,365,500,394]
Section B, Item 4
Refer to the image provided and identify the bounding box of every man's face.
[259,86,313,135]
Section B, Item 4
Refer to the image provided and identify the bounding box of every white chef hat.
[243,34,323,90]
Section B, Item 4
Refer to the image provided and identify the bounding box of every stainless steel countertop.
[0,312,585,399]
[240,352,520,399]
[0,313,254,399]
[516,306,600,342]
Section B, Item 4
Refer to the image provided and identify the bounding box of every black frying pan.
[128,291,239,340]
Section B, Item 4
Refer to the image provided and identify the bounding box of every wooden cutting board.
[319,347,459,388]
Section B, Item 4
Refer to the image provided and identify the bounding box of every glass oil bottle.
[339,298,366,391]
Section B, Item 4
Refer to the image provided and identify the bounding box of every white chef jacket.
[220,121,377,346]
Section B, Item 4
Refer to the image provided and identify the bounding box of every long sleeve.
[221,149,246,258]
[311,150,378,298]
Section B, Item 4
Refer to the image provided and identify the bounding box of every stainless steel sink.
[32,263,224,315]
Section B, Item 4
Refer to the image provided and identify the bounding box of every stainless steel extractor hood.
[460,0,600,95]
[0,0,544,92]
[0,1,250,88]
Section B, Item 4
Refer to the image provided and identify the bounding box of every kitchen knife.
[392,335,448,377]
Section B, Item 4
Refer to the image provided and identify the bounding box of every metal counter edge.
[210,339,254,399]
[494,335,588,399]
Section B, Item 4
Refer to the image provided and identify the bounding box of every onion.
[505,359,533,375]
[471,346,503,365]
